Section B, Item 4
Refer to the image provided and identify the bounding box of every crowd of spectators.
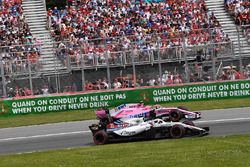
[217,64,250,81]
[188,62,250,82]
[82,69,184,92]
[147,71,183,86]
[7,86,31,97]
[48,0,232,66]
[225,0,250,44]
[225,0,250,26]
[6,64,250,97]
[85,78,109,90]
[0,0,40,74]
[3,0,250,98]
[6,85,53,97]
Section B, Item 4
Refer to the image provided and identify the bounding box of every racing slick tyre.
[170,125,185,139]
[177,106,189,111]
[93,130,108,145]
[182,120,195,126]
[169,110,183,122]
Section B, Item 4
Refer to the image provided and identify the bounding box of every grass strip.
[0,98,250,128]
[1,134,250,167]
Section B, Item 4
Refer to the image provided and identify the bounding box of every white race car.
[89,117,209,145]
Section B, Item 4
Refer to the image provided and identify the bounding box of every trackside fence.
[0,80,249,117]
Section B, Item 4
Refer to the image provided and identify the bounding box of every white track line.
[195,117,250,124]
[0,130,91,142]
[1,117,250,142]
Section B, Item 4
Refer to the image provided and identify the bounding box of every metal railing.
[0,35,249,98]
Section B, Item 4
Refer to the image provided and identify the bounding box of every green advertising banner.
[0,80,250,117]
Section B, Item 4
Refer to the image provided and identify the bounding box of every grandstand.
[0,0,40,73]
[0,0,249,98]
[206,0,250,57]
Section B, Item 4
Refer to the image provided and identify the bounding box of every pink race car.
[96,103,201,122]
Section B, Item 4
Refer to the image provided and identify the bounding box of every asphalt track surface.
[0,107,250,155]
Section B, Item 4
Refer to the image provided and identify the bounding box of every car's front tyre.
[170,125,185,139]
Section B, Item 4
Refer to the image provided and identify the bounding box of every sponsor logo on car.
[121,131,136,136]
[129,112,147,118]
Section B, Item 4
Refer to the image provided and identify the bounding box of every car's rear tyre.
[182,120,195,126]
[93,130,108,145]
[177,106,189,111]
[169,110,183,122]
[170,125,185,139]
